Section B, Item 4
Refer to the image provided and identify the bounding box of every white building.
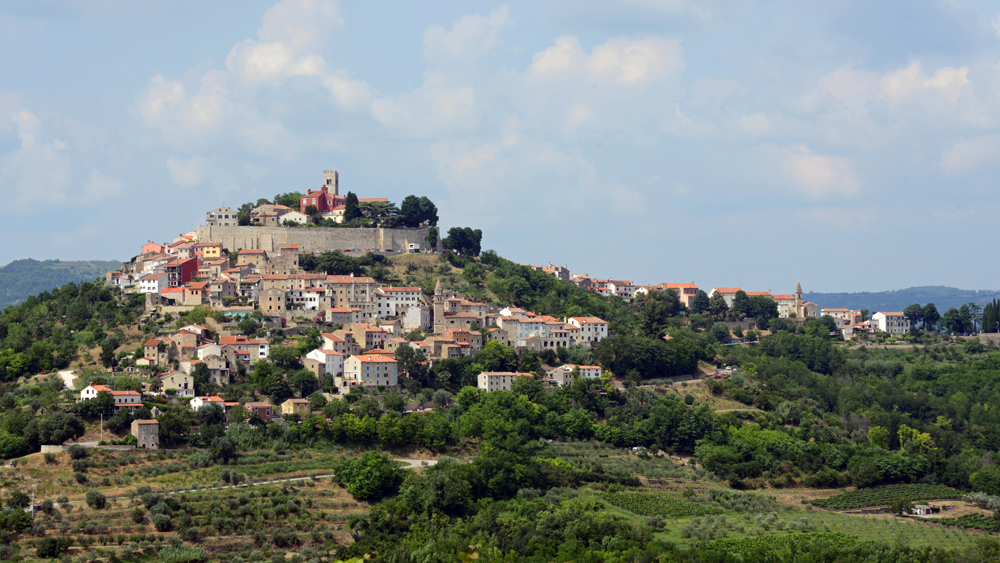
[190,395,226,411]
[567,317,609,345]
[477,371,534,392]
[280,211,312,225]
[871,312,911,337]
[306,349,345,377]
[80,383,112,401]
[606,280,637,298]
[139,273,170,294]
[375,287,424,319]
[547,364,602,387]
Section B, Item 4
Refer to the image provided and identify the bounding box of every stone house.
[131,419,159,449]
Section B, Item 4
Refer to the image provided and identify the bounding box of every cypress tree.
[343,192,361,222]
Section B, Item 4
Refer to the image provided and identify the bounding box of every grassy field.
[582,485,986,551]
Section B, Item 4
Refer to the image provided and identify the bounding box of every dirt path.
[58,370,77,390]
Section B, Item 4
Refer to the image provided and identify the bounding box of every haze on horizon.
[2,0,1000,293]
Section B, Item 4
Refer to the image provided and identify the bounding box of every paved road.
[58,370,76,390]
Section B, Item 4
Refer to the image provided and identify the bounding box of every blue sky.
[2,0,1000,292]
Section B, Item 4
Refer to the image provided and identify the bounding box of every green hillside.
[0,258,120,310]
[804,285,1000,313]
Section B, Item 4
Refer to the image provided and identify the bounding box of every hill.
[804,285,1000,313]
[0,258,119,310]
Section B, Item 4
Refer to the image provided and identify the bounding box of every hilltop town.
[89,170,931,426]
[0,168,998,562]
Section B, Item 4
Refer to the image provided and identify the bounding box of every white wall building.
[375,287,424,319]
[477,371,534,392]
[139,273,170,294]
[567,317,609,345]
[306,349,345,377]
[871,312,911,337]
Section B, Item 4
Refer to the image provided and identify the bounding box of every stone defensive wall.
[195,225,433,254]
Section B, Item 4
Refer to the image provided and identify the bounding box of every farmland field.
[808,484,962,509]
[599,491,724,517]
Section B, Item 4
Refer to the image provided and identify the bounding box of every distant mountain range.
[0,259,120,311]
[804,286,1000,314]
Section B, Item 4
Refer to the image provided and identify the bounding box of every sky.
[2,0,1000,293]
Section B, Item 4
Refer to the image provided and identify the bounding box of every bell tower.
[322,169,339,196]
[795,282,803,317]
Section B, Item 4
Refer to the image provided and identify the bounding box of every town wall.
[195,225,435,254]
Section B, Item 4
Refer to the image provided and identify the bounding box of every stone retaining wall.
[196,225,435,254]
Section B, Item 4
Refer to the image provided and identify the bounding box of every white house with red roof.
[139,273,170,294]
[190,395,226,411]
[81,383,113,401]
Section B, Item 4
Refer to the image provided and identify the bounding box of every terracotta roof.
[712,288,742,294]
[350,355,398,363]
[570,317,607,324]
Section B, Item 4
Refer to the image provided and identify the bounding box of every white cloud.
[134,71,238,148]
[530,36,685,85]
[940,134,1000,174]
[1,109,73,211]
[257,0,343,52]
[371,74,477,137]
[880,61,969,103]
[818,61,970,108]
[739,112,771,136]
[819,66,878,108]
[81,168,122,202]
[226,40,325,85]
[563,104,594,137]
[167,155,210,188]
[781,145,860,199]
[321,72,376,111]
[993,13,1000,39]
[423,6,513,61]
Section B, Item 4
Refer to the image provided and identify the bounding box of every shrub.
[152,513,172,532]
[44,453,58,464]
[67,445,87,459]
[74,472,87,484]
[35,536,71,558]
[85,490,107,510]
[131,507,146,524]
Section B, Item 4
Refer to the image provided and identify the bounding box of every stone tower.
[795,282,803,317]
[433,278,444,330]
[322,169,339,196]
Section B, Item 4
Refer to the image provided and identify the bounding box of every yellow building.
[281,398,311,416]
[198,242,223,259]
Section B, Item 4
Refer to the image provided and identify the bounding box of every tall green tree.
[690,289,710,315]
[902,304,923,329]
[708,290,729,317]
[922,303,941,331]
[343,192,362,222]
